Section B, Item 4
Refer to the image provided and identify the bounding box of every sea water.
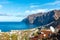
[0,22,35,32]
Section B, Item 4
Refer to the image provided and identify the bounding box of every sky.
[0,0,60,22]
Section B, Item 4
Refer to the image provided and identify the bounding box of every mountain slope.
[22,10,60,27]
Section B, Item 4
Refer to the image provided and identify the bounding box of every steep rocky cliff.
[22,10,60,27]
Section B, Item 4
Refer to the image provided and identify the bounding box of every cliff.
[22,10,60,27]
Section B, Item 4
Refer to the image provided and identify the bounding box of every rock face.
[54,10,60,20]
[22,10,60,27]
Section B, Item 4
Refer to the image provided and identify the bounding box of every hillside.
[22,10,60,28]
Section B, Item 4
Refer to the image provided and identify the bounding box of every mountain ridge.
[22,10,60,28]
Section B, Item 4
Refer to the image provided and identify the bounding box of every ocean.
[0,22,35,32]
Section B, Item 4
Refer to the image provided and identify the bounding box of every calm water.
[0,22,36,32]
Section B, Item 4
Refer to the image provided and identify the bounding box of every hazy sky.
[0,0,60,22]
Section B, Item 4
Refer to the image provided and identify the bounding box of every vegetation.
[0,33,10,40]
[11,34,18,40]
